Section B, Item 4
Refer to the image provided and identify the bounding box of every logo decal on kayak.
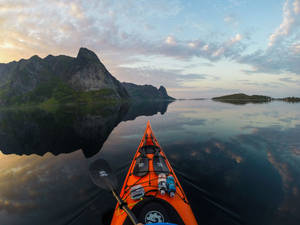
[99,170,108,177]
[145,210,164,223]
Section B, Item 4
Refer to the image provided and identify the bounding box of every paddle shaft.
[89,159,138,224]
[111,189,138,225]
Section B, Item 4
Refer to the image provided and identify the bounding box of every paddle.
[89,158,139,225]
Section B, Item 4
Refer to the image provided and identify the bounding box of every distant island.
[0,48,174,107]
[212,93,272,104]
[276,97,300,103]
[212,93,300,104]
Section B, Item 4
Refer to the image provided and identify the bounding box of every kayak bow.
[111,121,198,225]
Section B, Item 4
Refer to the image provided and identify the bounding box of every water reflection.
[1,100,300,225]
[0,100,172,225]
[0,101,171,157]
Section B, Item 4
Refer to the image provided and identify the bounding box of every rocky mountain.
[0,48,129,105]
[122,82,174,100]
[0,48,175,106]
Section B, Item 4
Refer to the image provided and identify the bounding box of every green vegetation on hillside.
[0,77,119,108]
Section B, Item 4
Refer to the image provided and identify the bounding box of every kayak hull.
[111,121,198,225]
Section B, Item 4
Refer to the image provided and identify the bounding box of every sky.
[0,0,300,98]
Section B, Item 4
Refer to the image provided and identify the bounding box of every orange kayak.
[111,121,198,225]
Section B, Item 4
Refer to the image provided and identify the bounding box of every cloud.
[293,0,300,14]
[279,77,300,85]
[239,45,300,75]
[224,14,239,26]
[0,0,183,60]
[268,0,295,47]
[237,0,300,76]
[155,33,245,62]
[0,0,247,65]
[57,1,85,19]
[224,15,234,23]
[3,0,299,97]
[114,66,213,89]
[212,33,242,57]
[0,1,29,11]
[165,36,176,45]
[268,0,300,57]
[238,79,283,88]
[238,0,300,75]
[291,42,300,53]
[231,33,242,43]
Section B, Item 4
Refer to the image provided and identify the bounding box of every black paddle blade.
[89,158,118,191]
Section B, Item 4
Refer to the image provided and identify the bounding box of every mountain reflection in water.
[0,100,300,225]
[0,101,170,157]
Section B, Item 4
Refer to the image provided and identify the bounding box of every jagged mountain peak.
[158,85,167,93]
[76,47,100,65]
[30,55,41,61]
[122,82,174,100]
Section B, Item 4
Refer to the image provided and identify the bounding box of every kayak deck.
[111,121,198,225]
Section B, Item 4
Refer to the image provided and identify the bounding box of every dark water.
[0,100,300,225]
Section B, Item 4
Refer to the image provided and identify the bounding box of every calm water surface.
[0,100,300,225]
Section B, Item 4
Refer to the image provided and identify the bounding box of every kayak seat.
[153,151,169,175]
[139,145,160,154]
[133,152,149,177]
[123,197,184,225]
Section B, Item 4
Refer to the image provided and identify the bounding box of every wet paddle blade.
[89,158,118,191]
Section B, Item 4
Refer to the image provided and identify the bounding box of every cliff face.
[122,82,174,100]
[68,48,128,97]
[0,48,175,105]
[0,48,128,105]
